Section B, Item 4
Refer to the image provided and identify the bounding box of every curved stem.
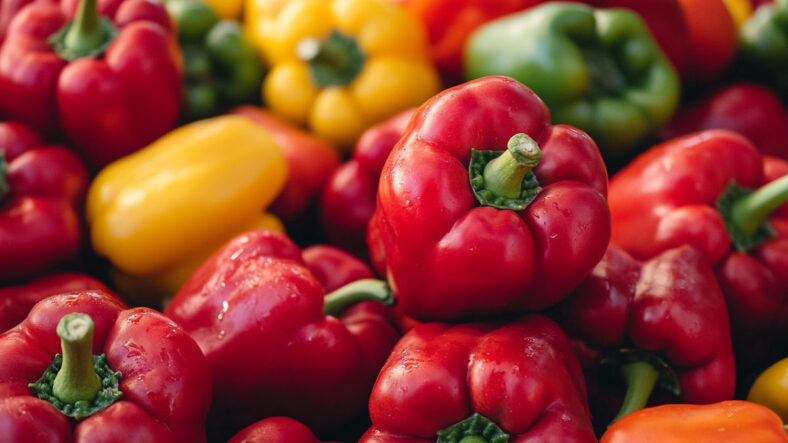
[64,0,104,56]
[0,152,9,201]
[323,279,394,317]
[482,133,542,199]
[52,313,101,404]
[732,175,788,235]
[610,361,659,424]
[297,31,364,87]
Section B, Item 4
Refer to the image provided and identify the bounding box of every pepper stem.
[297,31,365,87]
[0,152,9,201]
[64,0,104,55]
[323,279,394,317]
[52,313,102,404]
[731,175,788,236]
[437,413,509,443]
[610,361,659,424]
[483,133,542,200]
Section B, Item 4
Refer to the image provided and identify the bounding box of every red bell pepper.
[165,230,401,438]
[368,76,610,321]
[321,109,414,257]
[232,106,340,221]
[609,130,788,366]
[558,245,735,426]
[0,290,211,442]
[0,0,180,169]
[0,0,34,43]
[0,121,88,283]
[361,316,596,442]
[228,417,335,443]
[0,272,110,332]
[675,0,737,80]
[661,83,788,159]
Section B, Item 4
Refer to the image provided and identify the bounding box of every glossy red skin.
[609,130,788,364]
[0,121,88,283]
[232,106,340,221]
[0,0,36,43]
[361,316,596,442]
[228,417,335,443]
[0,272,111,332]
[676,0,737,81]
[661,83,788,160]
[0,290,212,443]
[0,0,180,170]
[165,230,401,436]
[559,245,735,408]
[321,109,414,257]
[368,76,610,321]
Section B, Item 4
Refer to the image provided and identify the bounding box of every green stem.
[297,31,364,87]
[731,175,788,236]
[64,0,103,56]
[610,361,659,424]
[437,413,509,443]
[0,152,9,201]
[323,279,394,317]
[482,133,542,199]
[52,313,102,404]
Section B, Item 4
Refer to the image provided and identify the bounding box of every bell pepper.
[0,121,89,283]
[465,3,679,155]
[198,0,242,19]
[661,83,788,160]
[165,230,401,439]
[232,106,340,221]
[675,0,738,80]
[558,245,735,426]
[321,108,414,257]
[601,401,788,443]
[0,290,211,442]
[609,130,788,367]
[725,0,754,28]
[749,357,788,422]
[229,417,333,443]
[86,115,287,306]
[368,76,610,321]
[0,273,111,333]
[0,0,181,170]
[361,316,595,442]
[0,0,34,43]
[245,0,440,149]
[166,0,265,122]
[740,0,788,96]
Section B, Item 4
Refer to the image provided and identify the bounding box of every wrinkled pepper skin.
[0,273,110,333]
[232,106,340,221]
[321,108,414,257]
[465,3,679,155]
[749,357,788,422]
[0,290,212,442]
[609,130,788,366]
[369,76,610,321]
[0,0,181,170]
[246,0,440,148]
[558,245,735,424]
[661,83,788,159]
[86,115,286,305]
[165,230,401,438]
[601,401,788,443]
[361,316,596,442]
[0,121,88,283]
[228,417,334,443]
[740,0,788,95]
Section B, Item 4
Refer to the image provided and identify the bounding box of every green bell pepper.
[464,2,679,156]
[165,0,265,121]
[740,0,788,96]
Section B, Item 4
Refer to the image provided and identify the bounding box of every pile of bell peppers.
[1,0,788,441]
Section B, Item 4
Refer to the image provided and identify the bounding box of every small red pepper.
[610,130,788,366]
[321,109,414,257]
[0,121,88,283]
[0,0,180,169]
[558,245,735,426]
[361,316,596,442]
[0,272,111,333]
[165,230,401,438]
[0,290,211,442]
[369,76,610,321]
[228,417,335,443]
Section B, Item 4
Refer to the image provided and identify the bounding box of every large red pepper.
[609,130,788,366]
[661,83,788,159]
[0,0,180,169]
[0,272,110,332]
[228,417,334,443]
[0,290,211,442]
[0,121,88,283]
[368,76,610,321]
[558,245,735,427]
[321,109,414,257]
[361,316,596,442]
[165,230,401,439]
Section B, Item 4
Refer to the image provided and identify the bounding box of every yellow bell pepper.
[748,357,788,423]
[723,0,752,29]
[87,116,287,305]
[198,0,243,19]
[246,0,440,149]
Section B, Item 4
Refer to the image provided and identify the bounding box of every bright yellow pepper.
[246,0,440,149]
[748,357,788,423]
[198,0,243,19]
[723,0,752,29]
[87,115,287,305]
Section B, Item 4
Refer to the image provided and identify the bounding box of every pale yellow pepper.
[87,116,287,305]
[198,0,243,19]
[246,0,440,149]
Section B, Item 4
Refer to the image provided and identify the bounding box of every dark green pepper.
[739,0,788,96]
[165,0,265,121]
[464,2,679,157]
